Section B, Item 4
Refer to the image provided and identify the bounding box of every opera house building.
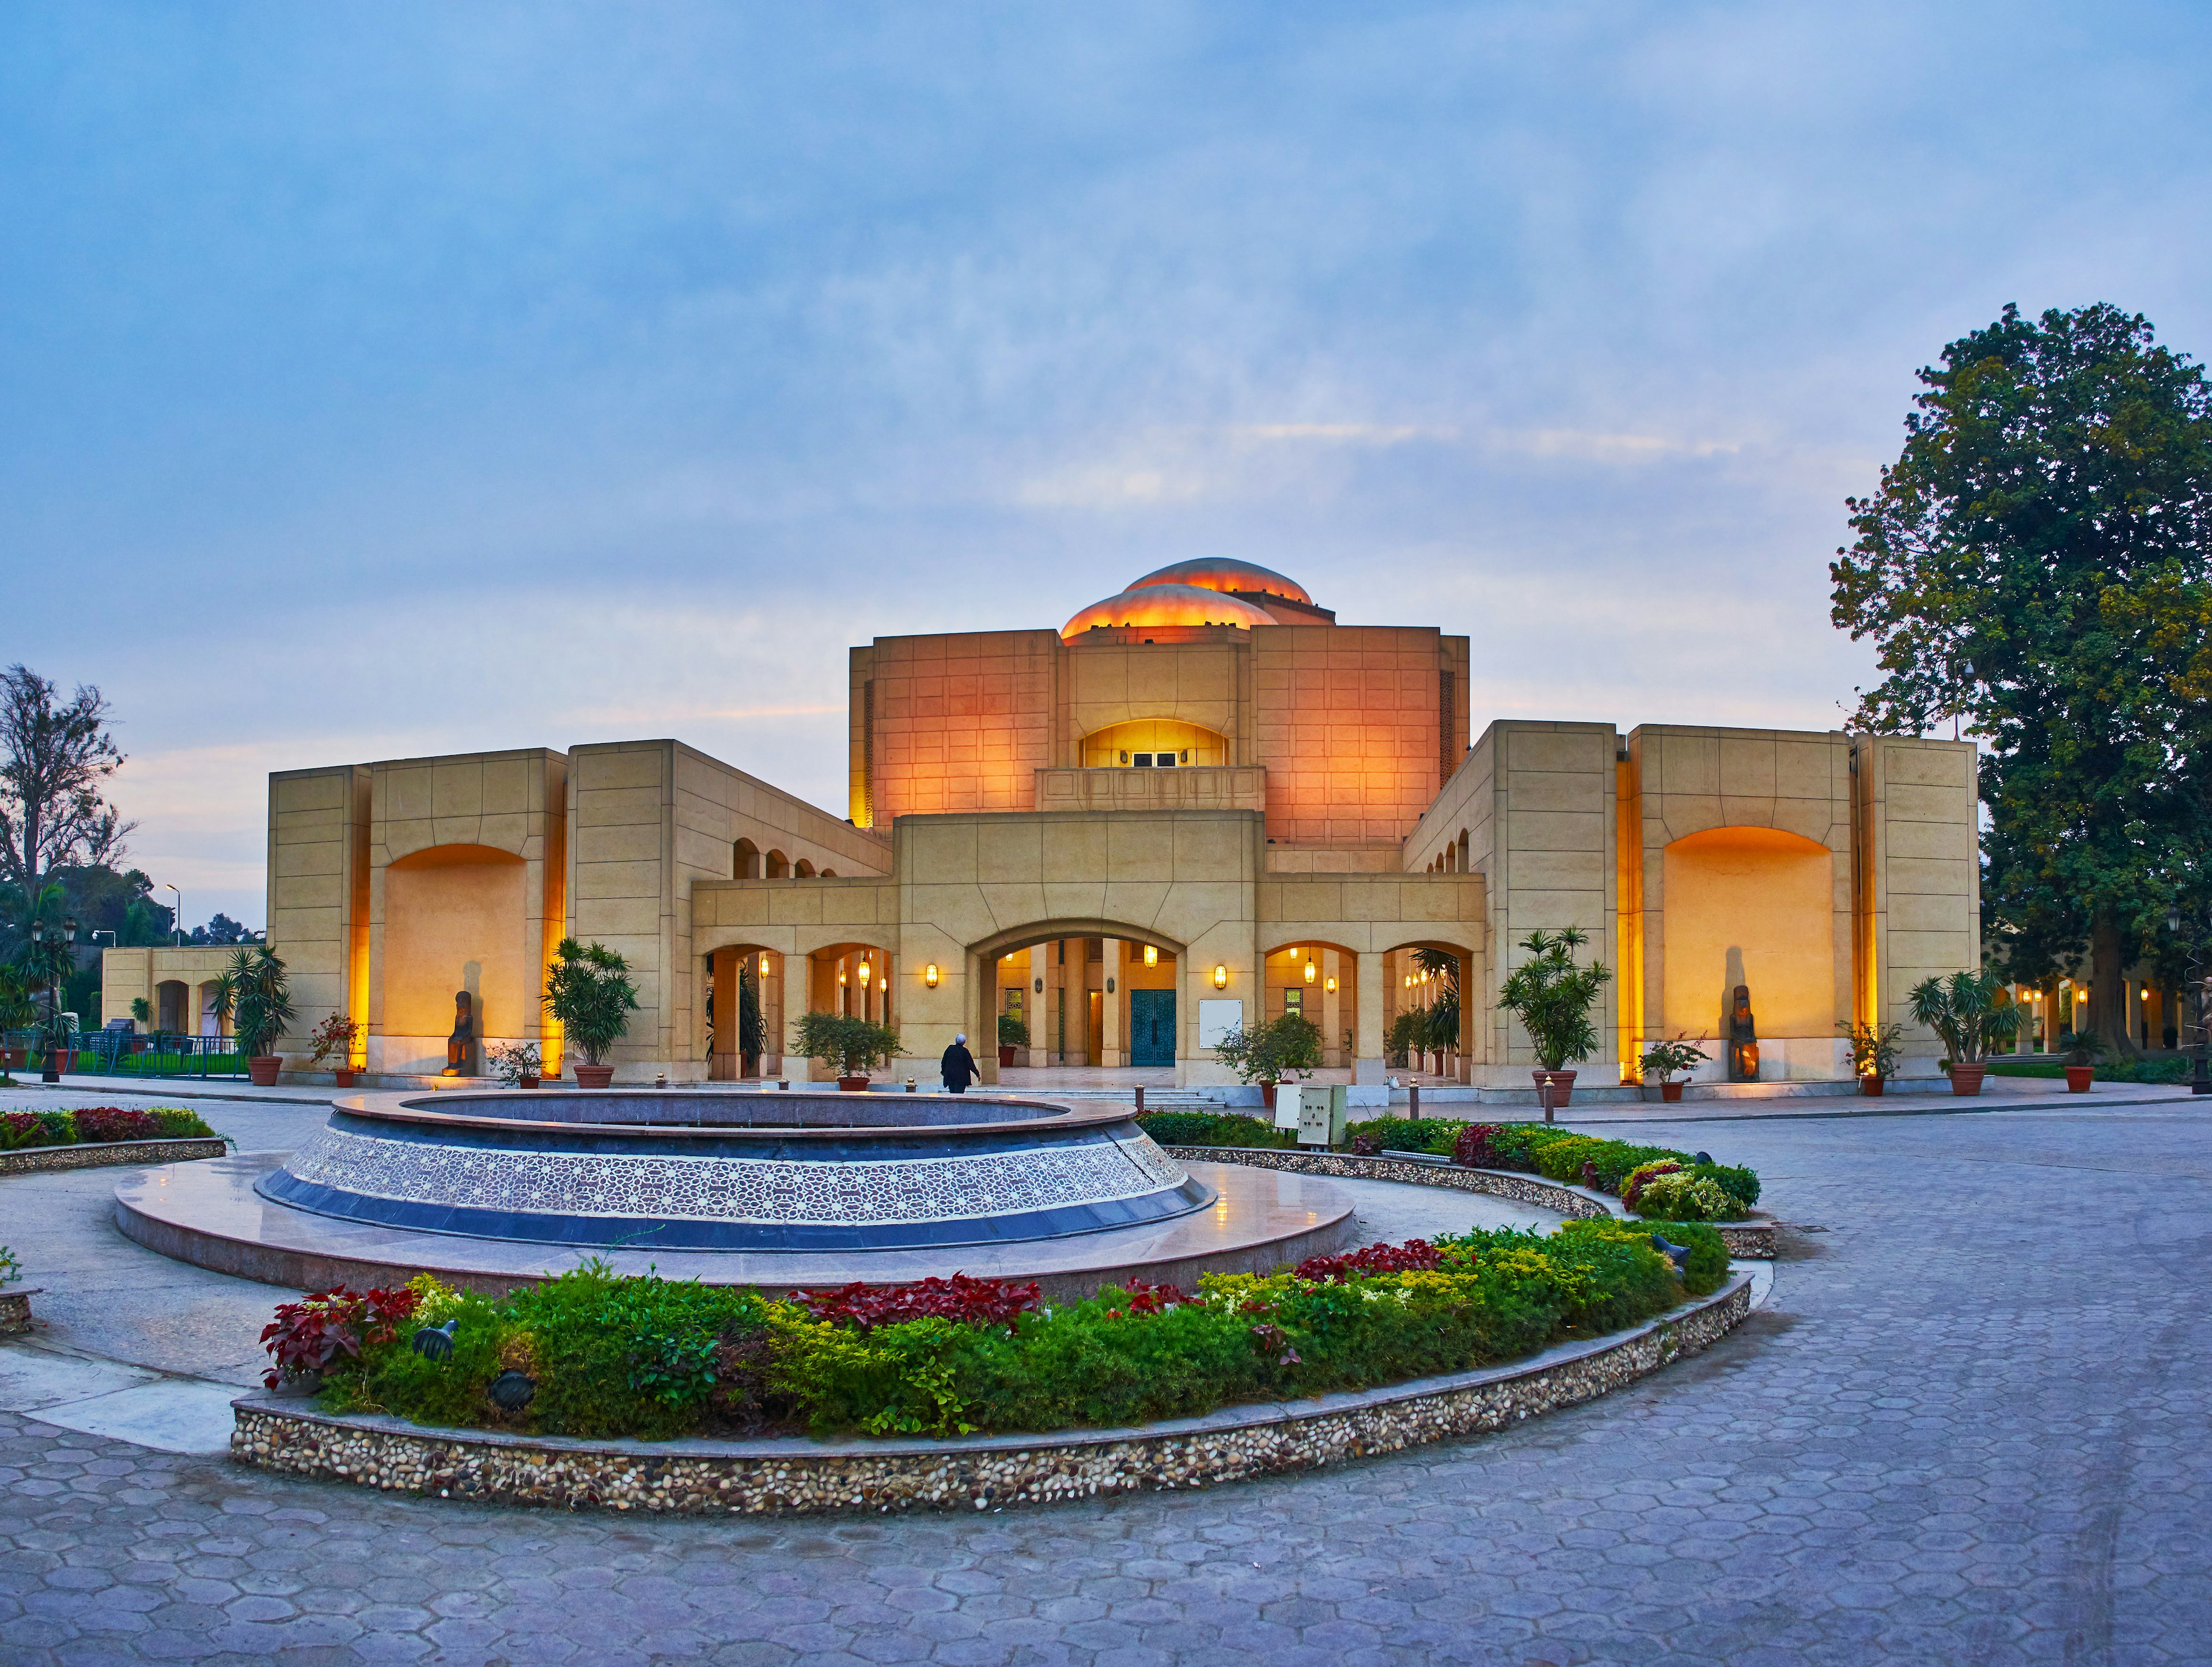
[103,559,1981,1093]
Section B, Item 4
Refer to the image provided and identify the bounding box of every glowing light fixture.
[1325,975,1337,994]
[1304,959,1316,984]
[858,958,872,988]
[1212,964,1229,989]
[838,967,847,985]
[759,953,770,976]
[924,963,940,987]
[1143,945,1159,968]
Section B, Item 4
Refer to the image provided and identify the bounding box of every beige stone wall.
[266,764,370,1068]
[1628,726,1855,1082]
[1033,765,1266,815]
[1854,735,1981,1064]
[99,946,239,1034]
[366,750,565,1078]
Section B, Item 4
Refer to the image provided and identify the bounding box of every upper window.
[1082,720,1224,769]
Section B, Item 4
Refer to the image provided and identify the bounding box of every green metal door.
[1129,989,1175,1066]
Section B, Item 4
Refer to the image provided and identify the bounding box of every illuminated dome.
[1061,584,1281,641]
[1127,559,1313,606]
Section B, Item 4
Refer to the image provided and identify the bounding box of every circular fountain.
[116,1090,1357,1298]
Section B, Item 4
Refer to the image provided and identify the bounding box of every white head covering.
[955,1033,967,1044]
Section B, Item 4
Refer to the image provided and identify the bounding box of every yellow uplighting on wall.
[1212,964,1229,988]
[1143,945,1159,968]
[924,964,940,987]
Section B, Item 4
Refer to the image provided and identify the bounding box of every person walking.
[940,1032,980,1094]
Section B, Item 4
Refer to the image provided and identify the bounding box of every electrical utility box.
[1273,1083,1304,1131]
[1297,1083,1349,1146]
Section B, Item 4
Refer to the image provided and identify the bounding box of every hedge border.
[228,1272,1753,1516]
[0,1137,228,1177]
[1161,1146,1777,1259]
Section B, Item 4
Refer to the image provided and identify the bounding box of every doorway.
[1129,989,1176,1066]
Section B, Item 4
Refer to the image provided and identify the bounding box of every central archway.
[968,920,1188,1078]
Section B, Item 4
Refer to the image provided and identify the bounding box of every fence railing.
[2,1029,248,1079]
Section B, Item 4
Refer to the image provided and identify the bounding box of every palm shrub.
[543,939,639,1067]
[2059,1028,2105,1067]
[1497,928,1612,1071]
[737,964,767,1062]
[1907,971,2021,1065]
[216,947,294,1059]
[790,1011,901,1077]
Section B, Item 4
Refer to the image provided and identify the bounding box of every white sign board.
[1198,999,1244,1049]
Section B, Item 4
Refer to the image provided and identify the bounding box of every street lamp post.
[33,915,79,1084]
[163,884,181,948]
[2168,906,2212,1098]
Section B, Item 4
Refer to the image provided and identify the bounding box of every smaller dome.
[1062,584,1281,641]
[1127,559,1312,605]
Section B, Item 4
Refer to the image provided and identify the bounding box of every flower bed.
[274,1218,1730,1445]
[0,1105,217,1150]
[1132,1110,1297,1149]
[1346,1117,1761,1223]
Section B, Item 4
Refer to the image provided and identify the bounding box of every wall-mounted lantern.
[1142,945,1159,968]
[1212,964,1229,989]
[924,963,940,987]
[759,952,771,976]
[1034,977,1044,994]
[1106,977,1115,994]
[1325,975,1338,994]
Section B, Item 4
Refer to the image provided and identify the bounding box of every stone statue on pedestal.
[442,991,475,1078]
[1726,984,1760,1082]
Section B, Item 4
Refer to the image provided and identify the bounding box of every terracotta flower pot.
[998,1045,1017,1069]
[518,1075,540,1090]
[573,1064,615,1089]
[1949,1063,1987,1097]
[837,1074,870,1092]
[1260,1081,1277,1109]
[248,1056,282,1087]
[2065,1064,2094,1093]
[332,1069,357,1088]
[1859,1075,1885,1096]
[1659,1080,1684,1103]
[1531,1067,1577,1107]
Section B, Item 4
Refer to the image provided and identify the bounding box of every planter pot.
[1531,1068,1577,1107]
[2065,1064,2095,1093]
[518,1075,540,1090]
[1260,1082,1277,1110]
[332,1069,357,1089]
[837,1075,870,1092]
[572,1064,615,1089]
[1859,1075,1886,1097]
[1949,1063,1987,1097]
[998,1045,1017,1069]
[247,1056,282,1087]
[1658,1080,1685,1103]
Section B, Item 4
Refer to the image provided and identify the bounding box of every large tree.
[0,665,134,924]
[1832,304,2212,1055]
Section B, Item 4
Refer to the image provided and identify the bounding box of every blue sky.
[6,2,2209,929]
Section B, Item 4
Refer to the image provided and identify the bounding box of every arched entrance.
[378,843,532,1078]
[1378,937,1478,1085]
[1257,939,1362,1075]
[968,921,1185,1084]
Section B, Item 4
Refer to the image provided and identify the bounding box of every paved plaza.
[3,1089,2209,1665]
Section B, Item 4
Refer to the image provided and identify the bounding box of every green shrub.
[1346,1119,1761,1215]
[1565,1218,1730,1295]
[1631,1172,1735,1223]
[150,1107,216,1138]
[1134,1111,1296,1149]
[1340,1115,1463,1155]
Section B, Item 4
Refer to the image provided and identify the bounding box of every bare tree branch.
[0,664,135,907]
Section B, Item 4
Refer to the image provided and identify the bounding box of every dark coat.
[940,1043,980,1089]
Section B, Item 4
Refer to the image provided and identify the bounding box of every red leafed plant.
[260,1285,420,1388]
[1111,1279,1185,1317]
[1620,1161,1681,1211]
[1452,1123,1502,1168]
[73,1107,163,1143]
[1294,1238,1443,1283]
[800,1272,1041,1332]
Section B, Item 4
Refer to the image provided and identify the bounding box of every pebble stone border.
[0,1288,39,1336]
[229,1272,1751,1516]
[1162,1145,1777,1258]
[0,1136,227,1178]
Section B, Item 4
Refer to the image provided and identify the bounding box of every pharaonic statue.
[442,990,475,1077]
[1726,984,1759,1082]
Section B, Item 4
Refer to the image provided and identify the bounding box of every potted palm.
[791,1011,901,1089]
[0,968,33,1077]
[216,947,294,1086]
[1497,927,1612,1107]
[1839,1020,1904,1095]
[1907,971,2022,1097]
[1213,1012,1323,1108]
[306,1013,362,1087]
[998,1013,1029,1069]
[543,938,639,1088]
[1638,1034,1708,1103]
[2058,1028,2104,1093]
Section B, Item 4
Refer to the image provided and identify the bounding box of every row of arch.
[1425,829,1471,873]
[733,839,837,880]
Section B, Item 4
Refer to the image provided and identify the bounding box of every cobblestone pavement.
[5,1101,2210,1665]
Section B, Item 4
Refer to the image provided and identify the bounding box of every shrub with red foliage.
[1115,1279,1185,1315]
[1620,1161,1680,1211]
[800,1272,1041,1333]
[260,1285,420,1388]
[1293,1238,1443,1283]
[1452,1123,1502,1168]
[73,1108,163,1143]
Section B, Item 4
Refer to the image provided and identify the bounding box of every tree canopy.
[1831,303,2212,1052]
[0,665,132,911]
